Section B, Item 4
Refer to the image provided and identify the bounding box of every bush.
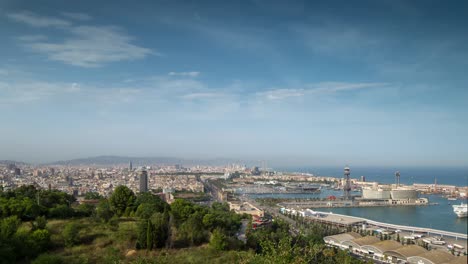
[62,222,80,247]
[209,228,227,251]
[49,205,74,219]
[32,216,47,231]
[32,253,63,264]
[30,229,51,252]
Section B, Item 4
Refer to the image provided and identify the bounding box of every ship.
[452,203,467,218]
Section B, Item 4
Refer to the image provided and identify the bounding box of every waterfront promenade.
[313,211,467,241]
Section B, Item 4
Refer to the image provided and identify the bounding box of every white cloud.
[311,82,388,93]
[61,12,92,21]
[259,82,387,101]
[9,11,153,67]
[182,92,221,99]
[24,26,154,67]
[168,71,200,77]
[259,89,305,100]
[7,11,71,28]
[0,81,81,104]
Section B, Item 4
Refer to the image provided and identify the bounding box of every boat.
[452,203,467,217]
[447,197,457,201]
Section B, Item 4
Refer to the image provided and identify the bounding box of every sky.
[0,0,467,167]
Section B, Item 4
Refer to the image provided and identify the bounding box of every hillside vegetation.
[0,185,368,264]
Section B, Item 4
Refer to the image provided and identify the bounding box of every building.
[228,201,264,217]
[323,232,362,249]
[324,232,467,264]
[384,244,427,263]
[407,250,456,264]
[139,170,148,193]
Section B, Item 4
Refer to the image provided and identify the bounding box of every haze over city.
[0,0,467,167]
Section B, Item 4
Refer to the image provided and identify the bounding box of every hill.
[45,155,249,167]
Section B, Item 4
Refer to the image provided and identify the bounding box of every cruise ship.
[452,203,467,218]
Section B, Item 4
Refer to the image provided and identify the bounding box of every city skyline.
[1,0,467,166]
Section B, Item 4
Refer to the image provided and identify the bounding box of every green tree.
[0,215,20,239]
[31,216,47,231]
[146,219,154,250]
[0,216,21,262]
[136,219,148,249]
[136,203,159,219]
[75,203,95,217]
[170,199,195,226]
[176,211,208,246]
[96,199,114,222]
[30,229,51,253]
[209,228,227,251]
[84,192,102,200]
[48,204,74,219]
[151,212,170,248]
[62,222,80,247]
[109,186,136,216]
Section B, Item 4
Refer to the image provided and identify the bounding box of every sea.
[252,166,468,234]
[276,166,468,186]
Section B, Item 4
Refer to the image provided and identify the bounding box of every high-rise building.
[139,170,148,193]
[130,161,133,171]
[360,175,366,182]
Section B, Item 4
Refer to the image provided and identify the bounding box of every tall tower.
[129,161,133,171]
[395,171,401,187]
[139,170,148,193]
[344,166,351,200]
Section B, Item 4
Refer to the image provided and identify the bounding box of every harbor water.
[249,190,467,234]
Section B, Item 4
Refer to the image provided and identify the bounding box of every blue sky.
[0,0,467,166]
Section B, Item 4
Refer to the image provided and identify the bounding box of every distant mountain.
[0,160,29,166]
[45,155,250,167]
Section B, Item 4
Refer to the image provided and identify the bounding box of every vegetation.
[1,185,370,263]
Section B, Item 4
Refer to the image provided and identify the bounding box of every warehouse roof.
[360,240,402,254]
[384,245,427,260]
[407,250,455,264]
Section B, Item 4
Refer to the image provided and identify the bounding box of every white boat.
[452,203,467,217]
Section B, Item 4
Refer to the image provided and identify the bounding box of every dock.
[278,199,435,209]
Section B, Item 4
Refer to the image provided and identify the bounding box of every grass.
[43,217,139,263]
[38,217,256,264]
[126,247,255,264]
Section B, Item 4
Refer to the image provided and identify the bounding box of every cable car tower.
[344,165,351,200]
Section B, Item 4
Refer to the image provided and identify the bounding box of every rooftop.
[408,250,455,264]
[385,245,427,260]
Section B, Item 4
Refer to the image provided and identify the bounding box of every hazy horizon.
[1,0,467,167]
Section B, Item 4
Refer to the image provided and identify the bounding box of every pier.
[278,199,434,209]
